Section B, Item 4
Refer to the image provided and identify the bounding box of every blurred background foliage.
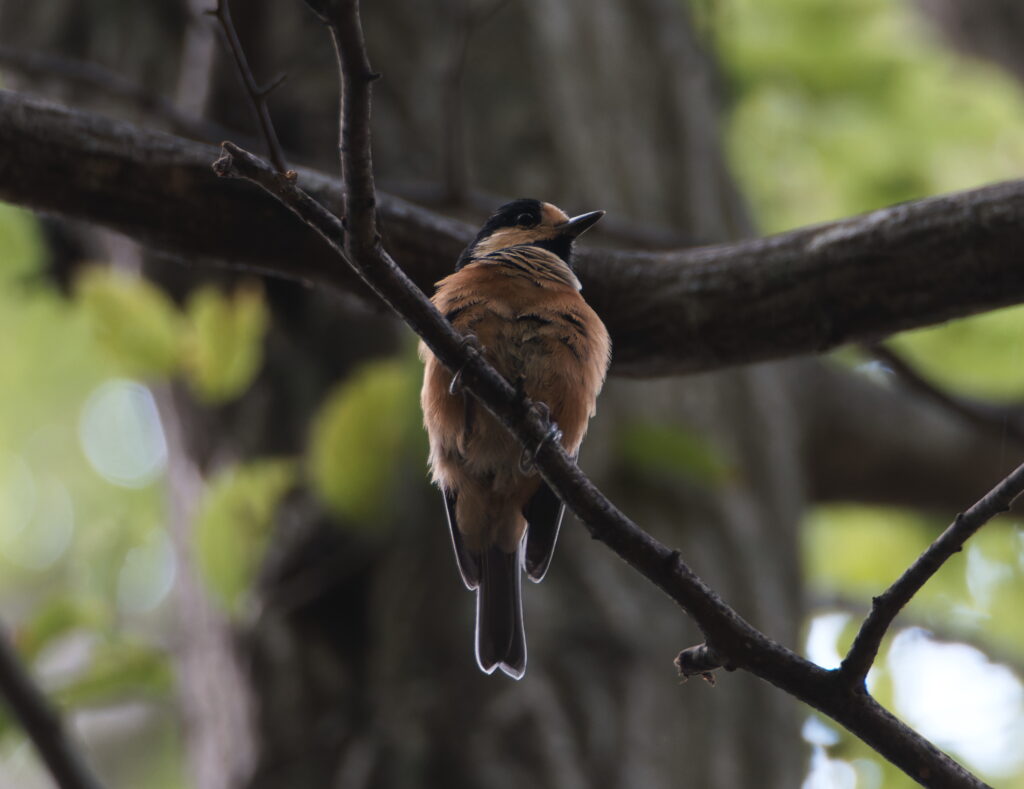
[1,0,1024,787]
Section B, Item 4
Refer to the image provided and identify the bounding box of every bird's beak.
[560,210,605,239]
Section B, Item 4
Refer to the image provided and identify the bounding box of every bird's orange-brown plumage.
[420,199,610,679]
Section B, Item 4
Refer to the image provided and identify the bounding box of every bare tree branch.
[840,460,1024,688]
[4,88,1024,377]
[794,358,1017,512]
[320,0,380,250]
[862,342,1024,446]
[207,2,999,780]
[209,0,289,174]
[0,625,106,789]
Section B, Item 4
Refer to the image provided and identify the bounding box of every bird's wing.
[522,482,566,583]
[443,490,481,589]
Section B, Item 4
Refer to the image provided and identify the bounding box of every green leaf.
[194,458,297,614]
[308,359,421,529]
[720,0,1024,234]
[890,305,1024,400]
[52,641,171,709]
[15,597,107,662]
[181,283,269,404]
[616,419,733,487]
[803,505,955,599]
[75,266,182,377]
[0,202,44,284]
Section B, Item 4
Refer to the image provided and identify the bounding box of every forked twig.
[209,0,289,174]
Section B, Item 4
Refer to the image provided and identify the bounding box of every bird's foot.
[449,334,483,395]
[519,401,562,474]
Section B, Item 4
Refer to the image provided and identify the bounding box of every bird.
[419,198,611,679]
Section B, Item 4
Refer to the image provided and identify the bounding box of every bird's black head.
[455,199,604,270]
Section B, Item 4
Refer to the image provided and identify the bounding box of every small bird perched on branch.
[420,199,611,679]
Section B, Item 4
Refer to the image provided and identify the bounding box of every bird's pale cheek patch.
[473,227,557,256]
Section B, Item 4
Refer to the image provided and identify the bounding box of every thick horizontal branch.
[0,89,468,305]
[3,89,1024,377]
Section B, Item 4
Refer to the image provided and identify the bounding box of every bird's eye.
[516,213,537,227]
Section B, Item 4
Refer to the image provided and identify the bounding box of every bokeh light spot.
[805,612,850,669]
[0,452,36,537]
[889,628,1024,777]
[0,476,74,570]
[78,380,167,488]
[117,532,176,615]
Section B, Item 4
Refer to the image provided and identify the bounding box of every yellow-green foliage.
[75,267,182,377]
[891,305,1024,400]
[75,268,269,403]
[51,641,171,708]
[719,0,1024,234]
[967,525,1024,654]
[804,505,945,594]
[181,283,269,404]
[0,203,42,281]
[308,358,422,530]
[14,597,107,662]
[194,458,297,614]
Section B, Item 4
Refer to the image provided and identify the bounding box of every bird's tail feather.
[475,543,526,679]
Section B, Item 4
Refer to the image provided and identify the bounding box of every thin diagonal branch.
[0,625,106,789]
[210,0,289,173]
[840,460,1024,687]
[862,342,1024,446]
